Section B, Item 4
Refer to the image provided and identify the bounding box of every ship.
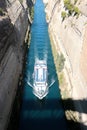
[33,60,48,99]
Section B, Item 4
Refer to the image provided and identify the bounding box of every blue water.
[19,0,68,130]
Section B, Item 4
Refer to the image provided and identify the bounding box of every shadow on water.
[7,90,87,130]
[19,55,68,130]
[19,89,87,130]
[19,90,67,130]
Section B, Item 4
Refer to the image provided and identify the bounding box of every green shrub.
[59,73,64,85]
[30,7,34,20]
[73,6,80,16]
[67,4,74,16]
[57,53,65,72]
[61,11,67,21]
[63,0,80,17]
[64,0,70,7]
[64,0,74,15]
[64,0,71,10]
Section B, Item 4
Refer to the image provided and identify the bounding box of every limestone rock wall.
[0,0,33,130]
[45,0,87,98]
[44,0,87,128]
[80,25,87,87]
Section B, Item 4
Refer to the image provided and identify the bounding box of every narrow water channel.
[19,0,68,130]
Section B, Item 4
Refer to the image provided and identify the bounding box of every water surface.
[19,0,67,130]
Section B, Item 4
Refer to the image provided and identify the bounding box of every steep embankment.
[0,0,33,130]
[43,0,87,129]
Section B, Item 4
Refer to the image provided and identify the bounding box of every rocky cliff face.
[0,0,33,130]
[44,0,87,128]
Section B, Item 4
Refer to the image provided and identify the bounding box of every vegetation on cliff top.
[61,0,80,20]
[61,11,67,21]
[64,0,80,16]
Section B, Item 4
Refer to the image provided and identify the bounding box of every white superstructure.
[33,60,48,99]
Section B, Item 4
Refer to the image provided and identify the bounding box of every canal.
[19,0,68,130]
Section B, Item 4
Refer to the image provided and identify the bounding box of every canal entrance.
[19,0,67,130]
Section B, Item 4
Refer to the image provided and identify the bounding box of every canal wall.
[0,0,34,130]
[43,0,87,129]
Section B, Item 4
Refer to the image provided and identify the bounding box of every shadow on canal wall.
[0,4,29,128]
[7,20,31,130]
[63,98,87,114]
[19,97,87,130]
[62,98,87,130]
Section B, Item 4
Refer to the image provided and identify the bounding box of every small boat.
[33,60,48,99]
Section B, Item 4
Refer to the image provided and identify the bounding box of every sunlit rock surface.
[44,0,87,129]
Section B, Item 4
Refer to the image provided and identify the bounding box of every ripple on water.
[19,0,68,130]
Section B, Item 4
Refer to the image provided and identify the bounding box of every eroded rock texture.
[44,0,87,129]
[0,0,33,130]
